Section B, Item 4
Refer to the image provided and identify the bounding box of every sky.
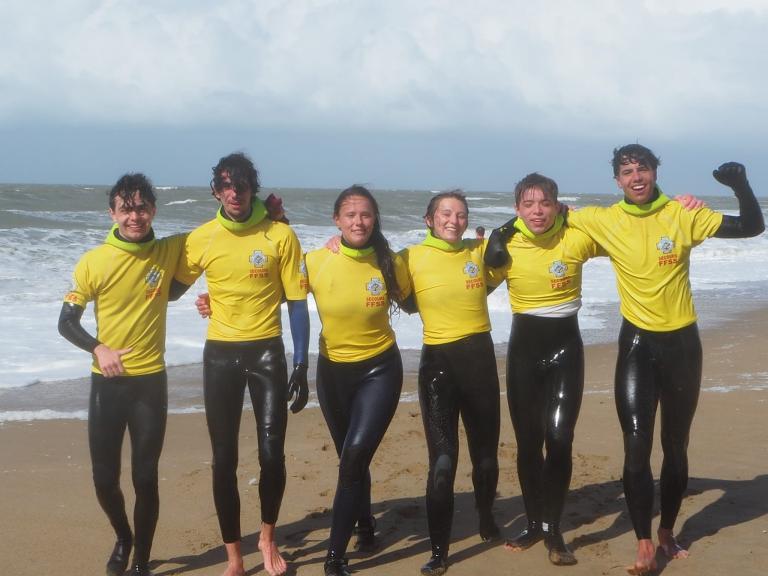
[1,0,767,195]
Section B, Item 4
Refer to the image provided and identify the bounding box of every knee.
[475,455,498,478]
[338,444,371,490]
[258,438,286,477]
[546,429,575,460]
[92,463,120,494]
[623,430,652,474]
[430,454,455,499]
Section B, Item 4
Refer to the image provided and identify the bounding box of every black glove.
[713,162,749,195]
[484,216,517,268]
[287,363,309,413]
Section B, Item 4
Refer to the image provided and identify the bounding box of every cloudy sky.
[1,0,767,194]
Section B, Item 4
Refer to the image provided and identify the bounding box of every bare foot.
[221,541,245,576]
[259,523,287,576]
[626,538,658,575]
[658,528,689,560]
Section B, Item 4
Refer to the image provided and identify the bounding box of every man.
[174,152,310,576]
[58,173,189,576]
[566,144,764,574]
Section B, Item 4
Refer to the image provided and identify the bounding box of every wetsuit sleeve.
[712,163,765,239]
[58,302,100,353]
[279,227,308,301]
[169,278,191,302]
[286,299,309,366]
[399,292,418,314]
[484,217,517,267]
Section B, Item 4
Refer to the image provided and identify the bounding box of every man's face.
[213,171,253,221]
[109,190,156,242]
[615,160,657,204]
[516,187,559,234]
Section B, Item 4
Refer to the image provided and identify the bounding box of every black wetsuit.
[89,371,168,568]
[507,313,583,535]
[316,346,403,558]
[419,331,500,557]
[203,338,288,542]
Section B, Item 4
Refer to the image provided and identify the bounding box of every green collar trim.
[619,188,670,215]
[104,225,156,253]
[216,197,267,231]
[422,229,465,251]
[340,243,375,259]
[514,214,565,240]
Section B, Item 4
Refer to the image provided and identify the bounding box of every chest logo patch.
[656,236,678,267]
[464,261,484,290]
[366,277,386,308]
[549,260,568,279]
[249,250,269,278]
[656,236,674,254]
[145,265,163,299]
[463,261,479,278]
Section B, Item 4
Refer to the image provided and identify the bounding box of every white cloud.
[1,0,767,138]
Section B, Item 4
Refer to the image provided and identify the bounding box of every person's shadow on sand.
[154,473,768,575]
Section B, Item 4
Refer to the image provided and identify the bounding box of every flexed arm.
[713,162,765,238]
[483,216,518,267]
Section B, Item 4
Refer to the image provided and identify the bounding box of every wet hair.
[424,189,469,221]
[475,226,485,236]
[514,173,559,205]
[108,173,156,210]
[611,144,661,176]
[334,185,403,309]
[210,152,260,197]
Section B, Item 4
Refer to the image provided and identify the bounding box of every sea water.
[1,183,767,420]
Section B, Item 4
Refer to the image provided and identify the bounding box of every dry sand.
[2,309,767,575]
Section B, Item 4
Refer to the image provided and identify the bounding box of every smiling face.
[516,186,558,235]
[109,190,156,242]
[334,194,376,247]
[213,171,253,221]
[425,197,468,243]
[615,160,657,204]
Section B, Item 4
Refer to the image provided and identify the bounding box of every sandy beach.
[2,308,767,576]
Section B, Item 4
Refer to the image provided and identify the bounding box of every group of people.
[59,144,764,576]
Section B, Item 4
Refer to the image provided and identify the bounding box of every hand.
[265,193,289,223]
[196,293,212,318]
[94,344,131,377]
[287,363,309,413]
[713,162,748,190]
[674,194,707,211]
[325,235,341,253]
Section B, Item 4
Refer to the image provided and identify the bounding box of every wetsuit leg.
[419,343,460,557]
[243,338,289,525]
[89,374,133,542]
[317,347,403,558]
[126,372,168,567]
[507,315,584,534]
[454,334,500,527]
[203,341,248,543]
[541,322,583,530]
[506,323,546,527]
[615,320,660,540]
[657,323,701,531]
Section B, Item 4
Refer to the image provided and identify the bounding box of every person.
[58,173,189,576]
[174,152,310,576]
[484,173,604,566]
[564,144,764,574]
[475,225,485,240]
[399,191,502,576]
[304,185,411,576]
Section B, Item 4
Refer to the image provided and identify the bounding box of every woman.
[485,173,602,566]
[305,185,411,576]
[400,191,502,576]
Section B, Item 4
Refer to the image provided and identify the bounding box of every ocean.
[1,183,767,421]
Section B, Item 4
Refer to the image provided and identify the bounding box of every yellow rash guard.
[175,204,307,341]
[400,233,500,345]
[64,229,186,375]
[568,199,723,331]
[305,245,411,362]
